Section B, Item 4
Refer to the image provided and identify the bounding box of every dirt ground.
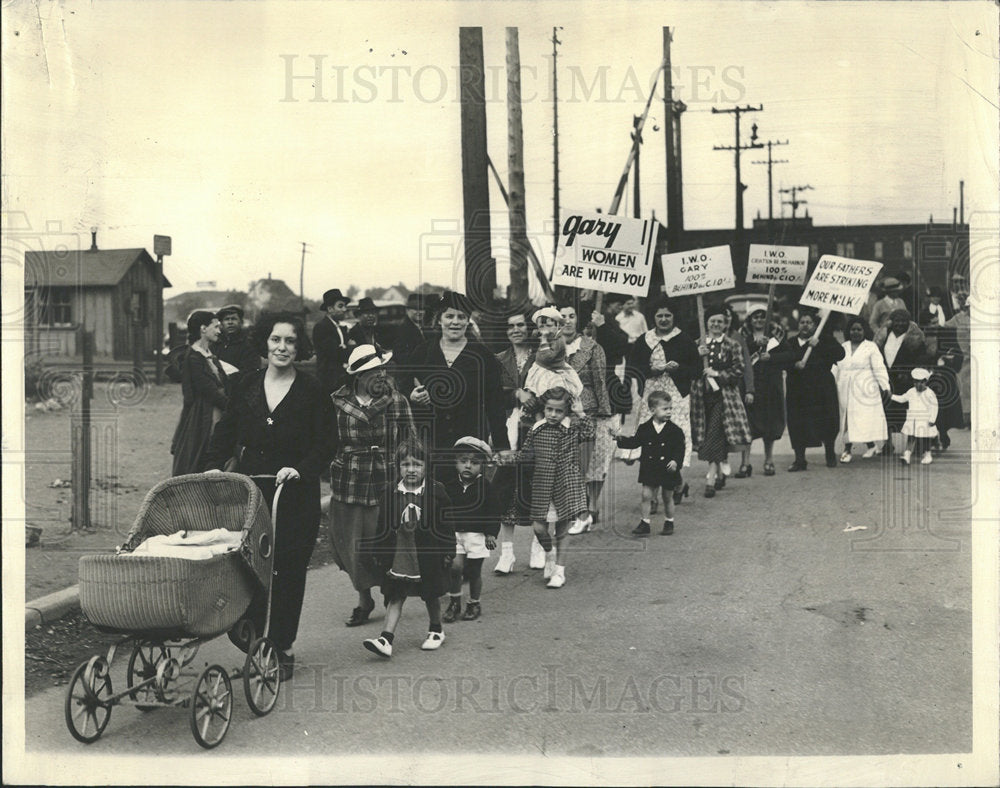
[21,380,342,697]
[23,382,181,600]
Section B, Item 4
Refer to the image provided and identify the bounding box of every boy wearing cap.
[890,368,939,464]
[441,437,499,621]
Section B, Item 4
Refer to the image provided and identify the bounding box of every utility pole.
[751,139,789,243]
[631,115,643,219]
[712,104,763,256]
[506,27,529,307]
[779,184,813,240]
[662,27,686,251]
[299,242,311,313]
[551,27,562,270]
[459,27,494,306]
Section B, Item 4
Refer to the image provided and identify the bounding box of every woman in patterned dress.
[626,297,700,501]
[689,307,752,497]
[558,305,612,527]
[328,344,416,627]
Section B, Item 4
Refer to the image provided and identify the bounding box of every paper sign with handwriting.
[799,255,883,314]
[551,212,659,297]
[746,244,809,285]
[660,245,735,296]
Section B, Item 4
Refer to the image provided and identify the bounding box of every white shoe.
[721,462,732,477]
[839,452,852,463]
[421,631,446,650]
[363,636,392,658]
[493,549,515,574]
[528,538,546,569]
[567,513,592,535]
[861,446,878,459]
[542,550,556,579]
[546,566,566,589]
[921,452,933,465]
[901,451,911,465]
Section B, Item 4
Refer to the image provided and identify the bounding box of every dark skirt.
[697,390,728,463]
[381,576,439,604]
[242,477,320,651]
[328,500,382,591]
[931,367,964,433]
[748,368,785,441]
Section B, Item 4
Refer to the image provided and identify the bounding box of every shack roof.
[24,248,171,288]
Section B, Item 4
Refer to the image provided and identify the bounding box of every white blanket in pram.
[130,528,242,560]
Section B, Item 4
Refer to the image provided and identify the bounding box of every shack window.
[38,287,73,327]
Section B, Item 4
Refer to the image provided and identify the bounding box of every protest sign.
[551,212,659,297]
[800,255,883,315]
[746,244,809,285]
[660,245,735,297]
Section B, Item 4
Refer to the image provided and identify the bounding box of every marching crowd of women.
[167,285,967,669]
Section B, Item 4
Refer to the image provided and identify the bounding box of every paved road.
[18,431,975,774]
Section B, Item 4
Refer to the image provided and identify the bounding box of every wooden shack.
[24,246,171,362]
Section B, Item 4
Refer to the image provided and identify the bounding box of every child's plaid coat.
[516,415,593,521]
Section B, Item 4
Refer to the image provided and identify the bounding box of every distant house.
[246,277,303,317]
[379,285,408,304]
[24,245,171,360]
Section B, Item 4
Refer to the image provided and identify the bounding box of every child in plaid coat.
[501,386,593,589]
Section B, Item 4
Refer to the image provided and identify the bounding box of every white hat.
[453,436,493,458]
[911,367,931,381]
[532,306,563,325]
[346,344,392,375]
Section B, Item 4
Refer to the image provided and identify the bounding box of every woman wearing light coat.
[834,316,890,461]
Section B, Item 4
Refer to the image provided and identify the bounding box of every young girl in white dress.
[889,367,939,465]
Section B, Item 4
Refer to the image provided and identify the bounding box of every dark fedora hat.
[356,297,378,313]
[322,289,348,310]
[406,292,424,309]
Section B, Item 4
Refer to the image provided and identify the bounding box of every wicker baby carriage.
[66,473,284,749]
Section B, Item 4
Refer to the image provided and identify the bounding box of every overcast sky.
[3,1,997,299]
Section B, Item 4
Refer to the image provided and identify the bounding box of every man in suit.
[390,293,425,387]
[346,297,387,351]
[313,288,351,395]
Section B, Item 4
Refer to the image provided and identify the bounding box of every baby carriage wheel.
[126,643,170,711]
[190,664,233,749]
[243,637,281,716]
[65,657,113,744]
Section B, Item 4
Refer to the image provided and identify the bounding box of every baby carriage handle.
[245,474,288,643]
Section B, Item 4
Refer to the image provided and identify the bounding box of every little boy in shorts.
[442,436,500,621]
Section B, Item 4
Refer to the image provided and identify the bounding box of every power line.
[711,103,763,250]
[751,139,789,243]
